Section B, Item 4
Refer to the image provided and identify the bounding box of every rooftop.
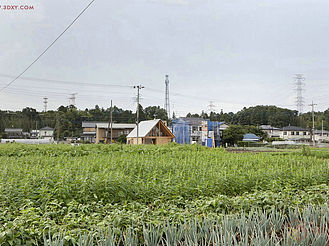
[178,117,204,126]
[82,121,108,128]
[280,126,307,131]
[96,123,136,129]
[40,127,54,131]
[243,133,260,141]
[127,119,174,138]
[4,128,23,132]
[260,125,280,130]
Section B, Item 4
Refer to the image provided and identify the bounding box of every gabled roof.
[127,119,174,138]
[96,123,136,129]
[243,133,260,141]
[280,126,307,131]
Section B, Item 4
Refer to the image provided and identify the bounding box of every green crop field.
[1,144,329,245]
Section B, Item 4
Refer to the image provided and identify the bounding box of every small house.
[95,123,136,143]
[81,121,108,143]
[4,128,23,139]
[127,119,174,145]
[39,127,54,141]
[279,126,309,142]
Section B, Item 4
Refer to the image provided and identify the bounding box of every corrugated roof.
[96,123,136,129]
[127,119,162,138]
[243,133,260,141]
[82,122,107,128]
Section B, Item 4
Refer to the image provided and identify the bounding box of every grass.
[1,143,329,245]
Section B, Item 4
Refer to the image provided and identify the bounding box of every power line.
[0,73,133,88]
[0,0,95,93]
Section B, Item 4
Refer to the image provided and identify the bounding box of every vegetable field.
[1,144,329,245]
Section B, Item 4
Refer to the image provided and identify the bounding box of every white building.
[39,127,54,141]
[314,129,329,142]
[279,126,310,141]
[260,125,281,138]
[30,130,40,139]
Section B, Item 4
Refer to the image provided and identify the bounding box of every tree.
[222,125,267,146]
[222,125,245,146]
[117,134,127,144]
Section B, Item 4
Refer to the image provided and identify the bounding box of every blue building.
[172,117,224,147]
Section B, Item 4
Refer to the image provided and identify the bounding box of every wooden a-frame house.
[126,119,175,145]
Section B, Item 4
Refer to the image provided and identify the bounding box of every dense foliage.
[1,144,329,244]
[2,105,329,140]
[187,105,329,129]
[221,125,267,146]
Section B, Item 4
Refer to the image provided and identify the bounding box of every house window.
[283,132,287,135]
[303,132,307,135]
[296,132,299,135]
[291,131,295,135]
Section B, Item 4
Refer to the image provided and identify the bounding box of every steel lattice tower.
[43,97,48,112]
[295,74,305,115]
[164,75,170,119]
[69,93,77,106]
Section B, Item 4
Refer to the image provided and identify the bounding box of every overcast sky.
[0,0,329,116]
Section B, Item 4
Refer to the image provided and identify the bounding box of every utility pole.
[321,120,324,141]
[309,101,317,146]
[106,100,113,144]
[134,85,144,145]
[56,113,60,142]
[110,100,113,144]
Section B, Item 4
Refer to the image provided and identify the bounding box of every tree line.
[0,105,168,139]
[1,105,329,140]
[187,105,329,130]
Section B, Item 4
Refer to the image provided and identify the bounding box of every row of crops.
[1,144,329,245]
[44,206,329,246]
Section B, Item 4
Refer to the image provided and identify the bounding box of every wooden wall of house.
[156,137,172,145]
